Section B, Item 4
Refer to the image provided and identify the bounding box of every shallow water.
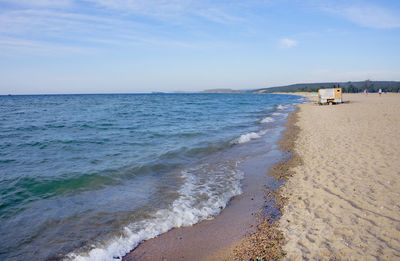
[0,93,303,260]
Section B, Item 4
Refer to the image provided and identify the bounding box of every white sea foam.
[67,162,243,261]
[236,132,260,144]
[260,117,275,123]
[235,129,269,144]
[272,112,283,116]
[276,104,290,110]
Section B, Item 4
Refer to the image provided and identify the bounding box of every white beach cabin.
[318,88,342,105]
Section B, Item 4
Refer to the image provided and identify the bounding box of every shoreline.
[123,92,400,260]
[213,92,400,260]
[231,107,302,260]
[123,147,286,261]
[123,105,296,261]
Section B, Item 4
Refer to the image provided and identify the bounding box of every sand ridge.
[279,93,400,260]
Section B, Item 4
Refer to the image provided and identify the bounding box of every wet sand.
[123,140,286,261]
[231,110,302,261]
[280,93,400,260]
[125,92,400,260]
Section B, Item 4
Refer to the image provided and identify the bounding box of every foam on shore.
[260,117,275,123]
[68,162,243,261]
[276,104,289,110]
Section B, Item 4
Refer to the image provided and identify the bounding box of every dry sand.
[280,93,400,260]
[124,92,400,261]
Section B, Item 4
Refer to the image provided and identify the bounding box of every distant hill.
[202,88,244,93]
[254,81,400,93]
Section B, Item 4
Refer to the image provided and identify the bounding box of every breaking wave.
[276,104,290,110]
[234,129,269,144]
[67,162,243,261]
[260,117,275,123]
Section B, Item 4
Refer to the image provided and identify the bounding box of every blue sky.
[0,0,399,94]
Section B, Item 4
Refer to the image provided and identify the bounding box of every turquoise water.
[0,93,302,260]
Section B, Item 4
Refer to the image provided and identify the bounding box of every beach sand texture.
[279,93,400,260]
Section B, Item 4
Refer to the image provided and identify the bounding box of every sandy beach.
[279,93,400,260]
[123,92,400,261]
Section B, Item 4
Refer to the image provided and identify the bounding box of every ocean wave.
[276,104,290,110]
[272,112,283,116]
[236,132,260,144]
[260,117,275,123]
[67,162,243,261]
[234,129,268,144]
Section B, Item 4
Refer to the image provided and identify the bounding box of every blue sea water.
[0,93,303,260]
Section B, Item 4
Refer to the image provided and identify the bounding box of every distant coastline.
[201,88,244,93]
[202,80,400,94]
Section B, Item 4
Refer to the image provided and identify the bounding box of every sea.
[0,93,304,260]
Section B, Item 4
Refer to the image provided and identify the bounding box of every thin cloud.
[343,5,400,29]
[195,8,244,24]
[0,37,93,57]
[279,38,297,48]
[87,0,244,25]
[86,0,188,18]
[0,0,72,8]
[0,8,228,57]
[317,1,400,29]
[0,0,249,56]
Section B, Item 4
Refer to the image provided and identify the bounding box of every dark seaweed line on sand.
[233,107,302,261]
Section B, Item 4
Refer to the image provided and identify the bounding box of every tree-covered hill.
[254,80,400,93]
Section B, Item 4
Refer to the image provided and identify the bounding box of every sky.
[0,0,399,94]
